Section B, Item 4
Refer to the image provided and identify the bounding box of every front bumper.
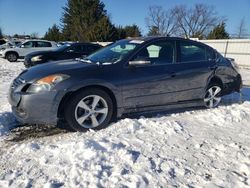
[9,85,66,125]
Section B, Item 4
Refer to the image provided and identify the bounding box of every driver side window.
[22,41,34,48]
[132,41,175,65]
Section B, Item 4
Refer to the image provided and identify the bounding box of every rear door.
[173,40,217,101]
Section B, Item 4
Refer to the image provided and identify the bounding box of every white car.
[0,40,22,50]
[0,40,58,62]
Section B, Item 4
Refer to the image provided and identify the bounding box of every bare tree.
[236,17,248,38]
[172,4,221,38]
[145,6,176,36]
[30,32,39,39]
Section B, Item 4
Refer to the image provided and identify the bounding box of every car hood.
[19,59,97,82]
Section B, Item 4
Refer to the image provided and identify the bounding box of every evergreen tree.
[61,0,116,42]
[116,25,127,39]
[86,16,118,42]
[115,24,142,40]
[44,24,62,41]
[147,26,160,36]
[123,25,141,37]
[207,22,229,39]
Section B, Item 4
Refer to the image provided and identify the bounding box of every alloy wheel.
[7,54,17,62]
[204,86,222,108]
[74,95,108,128]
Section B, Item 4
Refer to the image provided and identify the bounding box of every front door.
[122,39,180,110]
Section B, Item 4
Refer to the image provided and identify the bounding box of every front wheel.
[64,88,114,131]
[6,53,18,62]
[204,84,222,108]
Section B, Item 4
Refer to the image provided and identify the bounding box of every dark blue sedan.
[9,37,242,131]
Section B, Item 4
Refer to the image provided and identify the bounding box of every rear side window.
[36,41,52,47]
[206,47,216,60]
[179,41,206,62]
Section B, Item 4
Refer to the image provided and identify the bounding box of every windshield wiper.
[76,58,93,64]
[76,58,102,65]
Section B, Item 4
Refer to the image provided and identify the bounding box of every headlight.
[27,74,70,93]
[31,55,43,62]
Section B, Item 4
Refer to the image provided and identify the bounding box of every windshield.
[85,40,142,64]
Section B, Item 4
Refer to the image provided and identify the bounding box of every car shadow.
[6,124,69,142]
[122,86,250,120]
[0,112,68,142]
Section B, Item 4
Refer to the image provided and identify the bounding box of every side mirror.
[20,45,24,48]
[129,60,151,66]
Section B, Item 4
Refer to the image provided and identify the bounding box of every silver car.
[0,40,58,62]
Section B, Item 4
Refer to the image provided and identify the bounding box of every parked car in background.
[8,37,242,132]
[0,40,22,50]
[0,40,57,62]
[0,39,8,50]
[0,39,7,45]
[24,42,102,68]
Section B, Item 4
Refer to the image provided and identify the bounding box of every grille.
[11,77,26,90]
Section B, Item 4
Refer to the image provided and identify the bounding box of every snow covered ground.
[0,58,250,188]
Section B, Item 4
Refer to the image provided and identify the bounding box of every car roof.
[70,42,101,46]
[24,39,54,43]
[126,36,197,42]
[125,36,212,49]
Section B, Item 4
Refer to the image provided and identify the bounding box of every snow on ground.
[0,58,250,187]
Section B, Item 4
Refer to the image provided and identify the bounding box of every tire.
[6,52,18,62]
[204,83,222,108]
[64,88,114,132]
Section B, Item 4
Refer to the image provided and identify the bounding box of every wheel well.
[5,51,19,58]
[208,77,223,88]
[57,85,117,120]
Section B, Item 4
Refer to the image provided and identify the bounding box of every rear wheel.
[6,52,18,62]
[64,88,113,131]
[204,84,222,108]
